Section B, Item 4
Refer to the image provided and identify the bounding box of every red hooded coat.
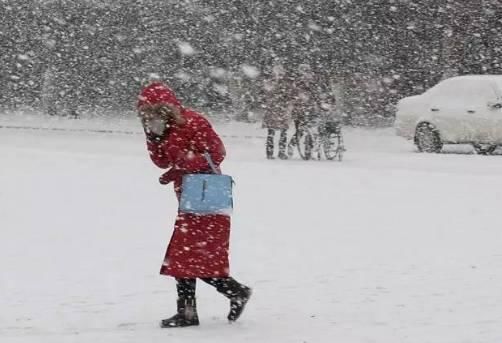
[138,83,230,278]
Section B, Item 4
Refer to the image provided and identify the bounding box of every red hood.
[137,82,182,109]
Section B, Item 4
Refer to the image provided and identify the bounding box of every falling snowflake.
[241,65,260,79]
[178,41,196,56]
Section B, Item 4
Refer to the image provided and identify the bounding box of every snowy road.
[2,119,502,343]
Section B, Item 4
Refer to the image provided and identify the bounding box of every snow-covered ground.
[2,113,502,343]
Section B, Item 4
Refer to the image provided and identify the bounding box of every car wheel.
[415,123,443,153]
[473,144,497,155]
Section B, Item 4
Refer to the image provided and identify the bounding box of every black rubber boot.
[160,298,199,328]
[200,277,252,322]
[228,286,252,322]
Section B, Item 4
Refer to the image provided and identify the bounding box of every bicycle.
[288,118,345,161]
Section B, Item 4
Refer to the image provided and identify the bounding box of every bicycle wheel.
[323,132,345,161]
[296,128,314,160]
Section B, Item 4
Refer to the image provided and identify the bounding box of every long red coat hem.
[159,213,231,278]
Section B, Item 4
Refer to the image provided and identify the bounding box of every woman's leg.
[176,278,196,299]
[278,129,288,159]
[266,128,276,159]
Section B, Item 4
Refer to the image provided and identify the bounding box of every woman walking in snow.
[137,82,251,328]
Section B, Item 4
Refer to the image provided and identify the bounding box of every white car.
[395,75,502,154]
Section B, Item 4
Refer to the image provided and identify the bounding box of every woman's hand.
[159,167,182,185]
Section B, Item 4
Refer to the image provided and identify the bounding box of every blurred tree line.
[0,0,501,125]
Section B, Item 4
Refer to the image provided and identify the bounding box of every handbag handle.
[203,152,220,175]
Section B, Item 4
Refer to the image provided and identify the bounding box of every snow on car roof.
[424,75,502,99]
[449,75,502,82]
[458,76,502,97]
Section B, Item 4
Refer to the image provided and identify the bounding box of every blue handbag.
[179,152,234,215]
